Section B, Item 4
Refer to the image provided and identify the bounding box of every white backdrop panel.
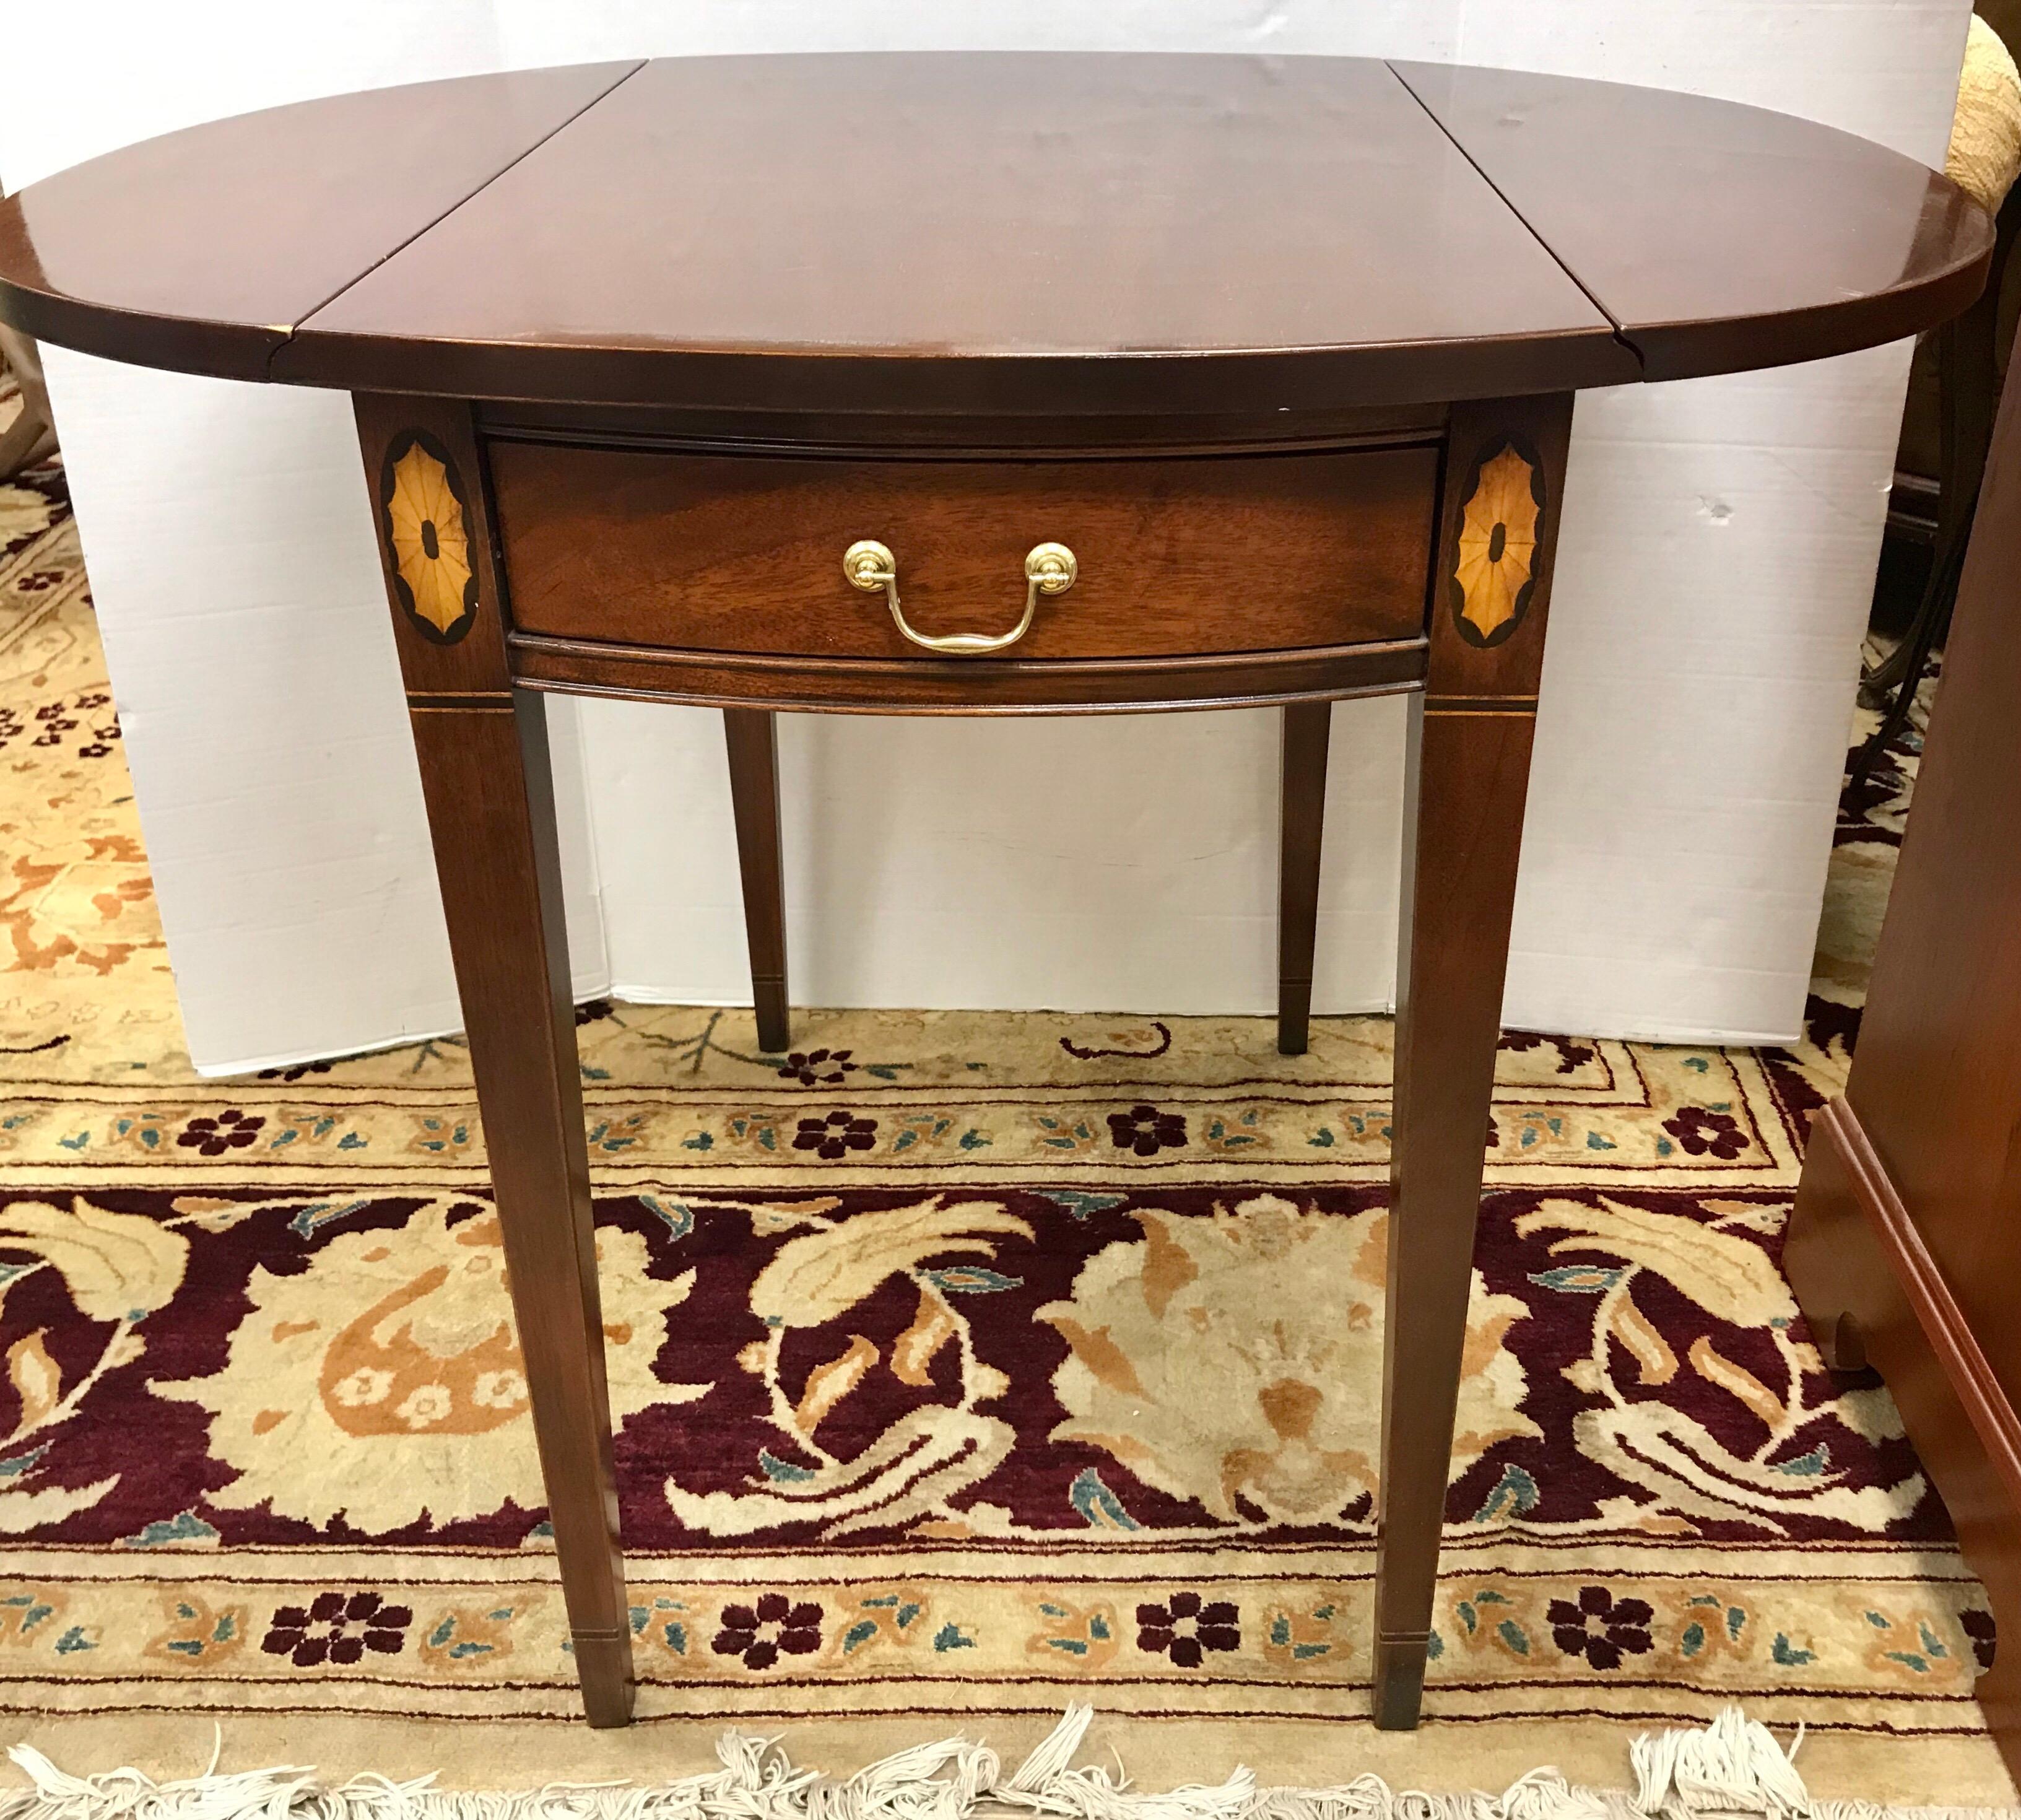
[0,0,1968,1071]
[587,700,1412,1016]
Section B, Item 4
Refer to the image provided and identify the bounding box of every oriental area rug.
[0,406,2012,1805]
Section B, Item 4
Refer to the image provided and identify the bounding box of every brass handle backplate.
[843,539,1077,655]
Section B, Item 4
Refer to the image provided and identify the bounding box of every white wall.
[1,1,1969,1072]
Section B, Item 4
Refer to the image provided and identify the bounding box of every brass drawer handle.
[843,539,1077,655]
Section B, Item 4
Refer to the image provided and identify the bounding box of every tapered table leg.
[725,708,791,1053]
[1375,696,1536,1724]
[1372,394,1573,1730]
[1278,700,1332,1055]
[354,396,635,1727]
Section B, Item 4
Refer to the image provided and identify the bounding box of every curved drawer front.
[487,442,1437,660]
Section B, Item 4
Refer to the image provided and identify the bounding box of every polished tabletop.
[0,53,1990,416]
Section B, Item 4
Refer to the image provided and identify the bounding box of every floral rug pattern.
[0,424,1988,1739]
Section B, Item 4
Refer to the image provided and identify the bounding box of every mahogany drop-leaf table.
[0,52,1989,1728]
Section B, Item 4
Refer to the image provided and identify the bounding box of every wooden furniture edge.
[1386,58,1996,385]
[1628,261,1996,385]
[475,399,1452,456]
[0,61,646,388]
[0,276,282,383]
[1786,1094,2021,1749]
[1797,1095,2021,1512]
[274,329,1641,413]
[506,632,1430,713]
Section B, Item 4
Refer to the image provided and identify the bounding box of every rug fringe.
[2,1705,2014,1820]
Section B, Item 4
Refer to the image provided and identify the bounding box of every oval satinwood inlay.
[380,430,480,645]
[1451,439,1545,649]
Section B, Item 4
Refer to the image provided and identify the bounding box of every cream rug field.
[0,393,2013,1805]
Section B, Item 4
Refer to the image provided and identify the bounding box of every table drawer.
[487,442,1436,660]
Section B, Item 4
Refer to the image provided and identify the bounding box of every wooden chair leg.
[0,407,54,479]
[724,708,791,1053]
[407,693,636,1726]
[1277,699,1331,1054]
[1862,185,2019,715]
[0,324,56,480]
